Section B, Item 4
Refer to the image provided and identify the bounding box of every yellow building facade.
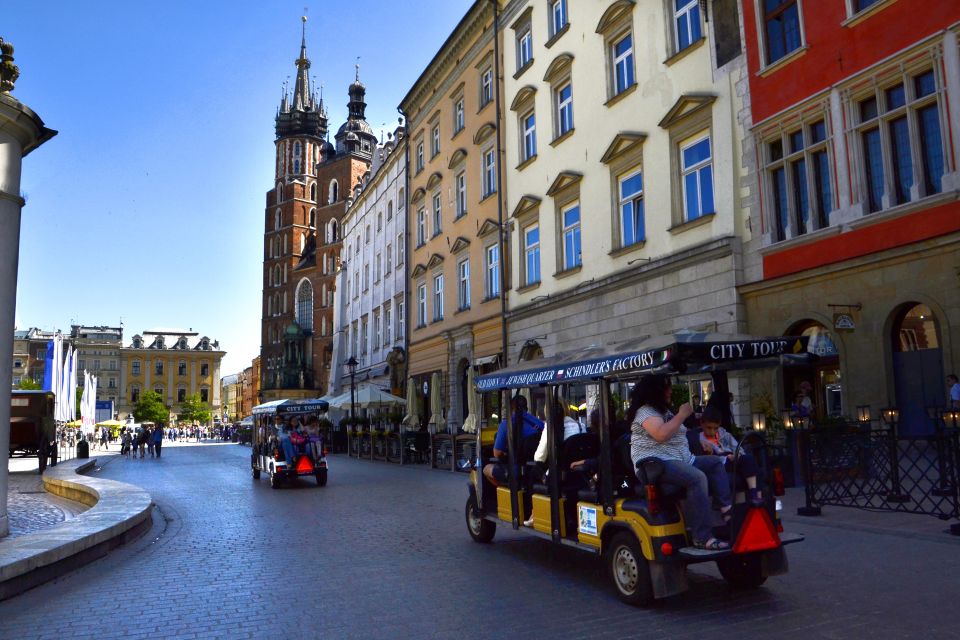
[119,330,225,422]
[399,0,507,432]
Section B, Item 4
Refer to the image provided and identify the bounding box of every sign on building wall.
[833,313,856,333]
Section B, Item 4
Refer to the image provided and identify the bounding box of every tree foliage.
[17,377,41,390]
[178,393,212,425]
[133,390,169,425]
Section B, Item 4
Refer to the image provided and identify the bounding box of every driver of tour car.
[483,395,544,487]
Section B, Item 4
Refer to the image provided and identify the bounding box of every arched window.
[276,182,283,201]
[282,291,287,313]
[274,293,280,316]
[330,219,339,242]
[309,208,316,228]
[329,180,339,203]
[293,141,302,174]
[274,265,281,287]
[398,188,405,209]
[321,316,327,336]
[267,296,273,316]
[387,201,393,220]
[296,279,313,331]
[283,235,287,255]
[310,183,317,201]
[274,237,281,256]
[275,210,282,230]
[300,233,306,253]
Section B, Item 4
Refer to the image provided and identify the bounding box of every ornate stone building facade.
[259,21,376,402]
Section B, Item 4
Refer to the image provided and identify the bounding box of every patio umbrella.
[427,372,444,433]
[96,419,124,427]
[462,366,479,433]
[350,384,406,408]
[401,377,420,431]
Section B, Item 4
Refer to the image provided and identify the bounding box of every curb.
[0,458,153,600]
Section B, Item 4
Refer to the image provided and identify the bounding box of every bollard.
[77,437,89,459]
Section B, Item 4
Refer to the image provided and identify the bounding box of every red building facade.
[739,1,960,434]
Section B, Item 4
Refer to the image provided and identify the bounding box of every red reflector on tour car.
[733,507,781,554]
[660,542,674,556]
[295,456,314,474]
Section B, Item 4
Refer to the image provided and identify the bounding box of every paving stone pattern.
[0,442,958,640]
[6,473,85,539]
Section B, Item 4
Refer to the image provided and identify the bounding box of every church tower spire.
[275,15,327,141]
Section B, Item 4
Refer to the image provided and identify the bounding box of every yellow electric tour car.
[465,332,807,605]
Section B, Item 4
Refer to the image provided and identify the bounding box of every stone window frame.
[510,85,538,169]
[457,256,471,312]
[751,0,809,75]
[415,134,425,174]
[757,99,837,244]
[842,54,949,218]
[842,0,898,27]
[543,53,575,145]
[512,6,535,78]
[450,82,466,137]
[546,0,570,46]
[546,172,583,277]
[659,95,717,231]
[511,195,543,291]
[432,271,445,322]
[601,132,648,255]
[596,1,637,104]
[667,0,705,59]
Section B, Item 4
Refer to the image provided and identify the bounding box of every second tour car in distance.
[251,398,330,489]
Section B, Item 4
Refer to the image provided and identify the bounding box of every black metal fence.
[798,423,960,534]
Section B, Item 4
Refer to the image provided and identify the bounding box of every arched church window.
[296,279,313,331]
[330,219,339,242]
[300,233,306,253]
[329,180,339,203]
[275,210,281,230]
[274,265,281,286]
[309,208,316,228]
[310,183,317,201]
[294,141,302,174]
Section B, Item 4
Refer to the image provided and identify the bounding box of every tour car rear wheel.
[252,467,260,479]
[270,472,281,489]
[607,532,654,606]
[465,496,495,543]
[717,552,767,589]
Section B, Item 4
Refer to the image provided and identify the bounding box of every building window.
[365,224,371,244]
[200,388,209,403]
[375,253,382,282]
[763,0,802,65]
[458,259,471,311]
[517,27,533,71]
[433,274,444,321]
[155,361,163,376]
[432,192,442,236]
[521,111,537,162]
[524,224,541,286]
[555,83,573,137]
[387,201,393,221]
[456,172,467,218]
[363,264,370,291]
[561,203,582,270]
[108,378,116,389]
[612,33,635,96]
[550,0,568,37]
[397,299,405,340]
[385,244,393,273]
[417,208,427,247]
[384,304,392,345]
[416,141,424,173]
[851,0,883,13]
[178,388,186,403]
[376,211,382,231]
[296,279,313,331]
[853,68,944,213]
[619,169,645,247]
[155,387,163,398]
[131,386,140,403]
[329,180,339,203]
[361,316,368,354]
[765,119,834,242]
[397,232,404,264]
[674,0,702,52]
[486,244,500,299]
[417,284,427,327]
[373,312,381,349]
[432,124,441,157]
[482,148,497,197]
[454,99,465,133]
[680,135,714,222]
[481,67,494,107]
[178,361,186,376]
[201,363,209,377]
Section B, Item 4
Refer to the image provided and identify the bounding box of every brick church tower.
[260,18,375,401]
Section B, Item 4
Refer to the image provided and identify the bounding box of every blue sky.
[6,0,470,375]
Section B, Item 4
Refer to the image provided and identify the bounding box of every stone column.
[0,40,57,537]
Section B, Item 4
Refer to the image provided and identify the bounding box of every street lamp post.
[346,356,358,423]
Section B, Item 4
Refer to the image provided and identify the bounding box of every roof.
[475,332,814,392]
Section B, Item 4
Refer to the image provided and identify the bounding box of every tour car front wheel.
[252,467,261,479]
[465,496,495,543]
[717,552,767,589]
[607,532,654,606]
[270,472,281,489]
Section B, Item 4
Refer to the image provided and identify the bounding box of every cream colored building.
[500,0,755,414]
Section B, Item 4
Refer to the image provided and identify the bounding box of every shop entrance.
[891,303,945,436]
[783,321,842,421]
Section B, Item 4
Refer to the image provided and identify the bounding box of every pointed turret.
[275,16,327,142]
[335,64,378,158]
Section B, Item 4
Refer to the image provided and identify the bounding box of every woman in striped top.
[628,376,731,550]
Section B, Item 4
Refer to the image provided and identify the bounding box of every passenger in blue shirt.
[483,395,544,486]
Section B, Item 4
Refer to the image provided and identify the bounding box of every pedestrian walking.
[153,423,164,458]
[948,374,960,409]
[37,410,56,475]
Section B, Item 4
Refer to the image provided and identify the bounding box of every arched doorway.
[891,303,945,436]
[457,358,471,428]
[784,321,842,421]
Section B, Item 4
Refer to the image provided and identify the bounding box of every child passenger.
[698,406,762,505]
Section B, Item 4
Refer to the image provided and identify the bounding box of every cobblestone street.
[1,442,958,640]
[5,469,86,539]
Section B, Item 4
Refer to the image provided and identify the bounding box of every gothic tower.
[260,18,373,401]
